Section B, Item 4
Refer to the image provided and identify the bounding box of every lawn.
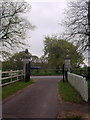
[63,116,82,120]
[31,69,63,76]
[58,80,83,103]
[88,79,90,102]
[2,79,34,100]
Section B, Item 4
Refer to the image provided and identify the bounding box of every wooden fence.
[0,70,23,86]
[68,72,88,102]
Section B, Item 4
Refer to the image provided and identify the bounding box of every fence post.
[17,70,18,81]
[10,70,12,82]
[65,70,68,81]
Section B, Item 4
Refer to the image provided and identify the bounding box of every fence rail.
[0,70,23,86]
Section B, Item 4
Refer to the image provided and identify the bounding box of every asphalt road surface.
[2,76,62,118]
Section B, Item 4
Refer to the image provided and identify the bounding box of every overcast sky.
[23,0,68,57]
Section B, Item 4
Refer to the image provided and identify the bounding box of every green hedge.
[31,69,63,76]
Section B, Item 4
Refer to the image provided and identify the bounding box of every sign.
[64,58,71,71]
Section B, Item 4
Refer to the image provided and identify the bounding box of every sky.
[22,0,68,57]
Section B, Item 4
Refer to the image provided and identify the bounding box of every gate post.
[62,64,65,82]
[23,49,31,82]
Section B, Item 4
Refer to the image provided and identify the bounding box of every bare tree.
[62,0,89,54]
[0,1,35,59]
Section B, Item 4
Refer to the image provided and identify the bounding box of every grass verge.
[88,79,90,102]
[63,116,82,120]
[58,80,83,103]
[2,79,34,100]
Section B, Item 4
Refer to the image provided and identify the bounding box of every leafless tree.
[62,0,89,54]
[0,1,35,59]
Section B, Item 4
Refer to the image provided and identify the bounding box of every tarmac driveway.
[2,76,62,118]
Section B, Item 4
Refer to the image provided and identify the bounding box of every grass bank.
[58,80,83,103]
[2,79,34,100]
[63,116,82,120]
[88,79,90,102]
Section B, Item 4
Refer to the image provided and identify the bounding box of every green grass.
[63,116,82,120]
[88,79,90,102]
[31,69,63,76]
[2,79,34,100]
[58,80,83,103]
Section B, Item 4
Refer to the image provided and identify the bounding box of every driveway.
[2,76,62,118]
